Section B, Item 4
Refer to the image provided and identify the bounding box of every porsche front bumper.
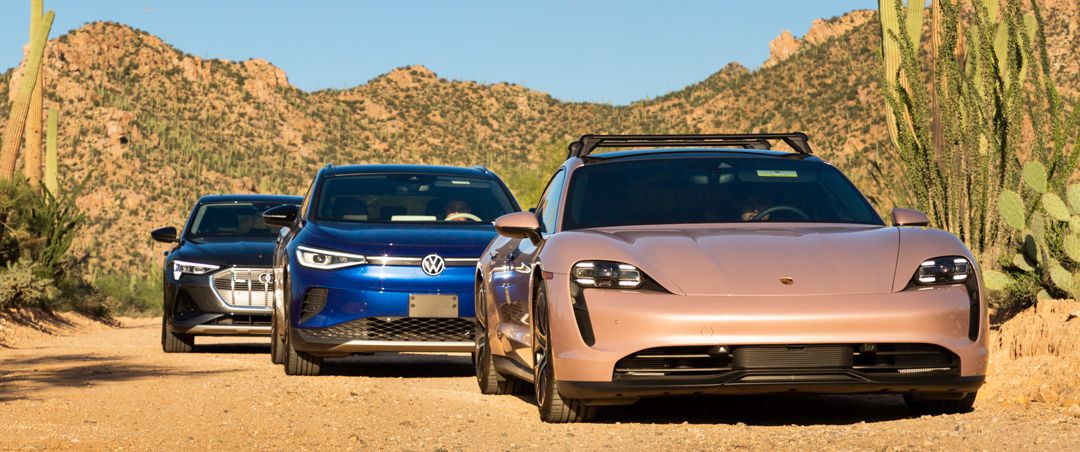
[546,276,987,402]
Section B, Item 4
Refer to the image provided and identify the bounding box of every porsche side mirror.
[892,208,930,227]
[264,204,299,227]
[495,212,541,241]
[151,226,179,243]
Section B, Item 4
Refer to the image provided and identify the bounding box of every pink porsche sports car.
[473,133,987,423]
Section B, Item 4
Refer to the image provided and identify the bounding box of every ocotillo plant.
[877,0,1078,270]
[0,10,54,181]
[45,108,58,195]
[25,0,45,188]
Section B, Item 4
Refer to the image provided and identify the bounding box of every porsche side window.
[535,169,566,234]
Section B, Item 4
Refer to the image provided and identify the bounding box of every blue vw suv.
[264,164,520,375]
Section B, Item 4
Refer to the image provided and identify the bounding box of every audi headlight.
[172,260,220,280]
[915,256,972,285]
[296,245,367,270]
[572,261,642,289]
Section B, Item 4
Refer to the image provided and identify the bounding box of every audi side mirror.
[151,226,179,243]
[264,204,299,227]
[892,208,930,227]
[495,212,541,241]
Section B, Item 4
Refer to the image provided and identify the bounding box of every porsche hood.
[561,224,901,296]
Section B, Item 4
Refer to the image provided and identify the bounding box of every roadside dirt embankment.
[984,300,1080,411]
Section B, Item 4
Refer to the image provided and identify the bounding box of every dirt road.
[1,318,1077,451]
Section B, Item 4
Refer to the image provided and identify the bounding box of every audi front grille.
[210,268,274,308]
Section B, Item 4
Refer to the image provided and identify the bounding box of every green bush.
[92,271,162,316]
[0,259,56,309]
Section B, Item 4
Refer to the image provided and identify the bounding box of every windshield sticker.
[756,170,798,178]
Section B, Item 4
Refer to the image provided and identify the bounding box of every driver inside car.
[444,199,474,221]
[740,195,770,221]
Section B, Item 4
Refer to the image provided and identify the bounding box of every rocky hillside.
[2,1,1077,276]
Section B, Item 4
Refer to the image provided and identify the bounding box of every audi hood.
[171,240,277,268]
[547,224,902,296]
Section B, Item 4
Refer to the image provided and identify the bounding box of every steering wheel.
[445,212,483,222]
[752,205,810,221]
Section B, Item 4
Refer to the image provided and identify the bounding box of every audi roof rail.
[566,133,813,159]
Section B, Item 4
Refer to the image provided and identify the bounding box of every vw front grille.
[302,317,474,342]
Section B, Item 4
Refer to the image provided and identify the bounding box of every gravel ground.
[1,318,1078,451]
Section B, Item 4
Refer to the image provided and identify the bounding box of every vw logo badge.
[421,254,445,276]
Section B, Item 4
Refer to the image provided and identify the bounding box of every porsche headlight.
[915,256,972,285]
[296,245,367,270]
[572,261,642,289]
[172,260,220,280]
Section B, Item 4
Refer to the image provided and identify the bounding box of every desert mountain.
[0,1,1076,276]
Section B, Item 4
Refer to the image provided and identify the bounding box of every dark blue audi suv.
[264,164,520,375]
[151,194,303,353]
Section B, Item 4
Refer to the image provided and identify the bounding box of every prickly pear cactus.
[1049,262,1072,293]
[1042,193,1072,222]
[998,190,1025,230]
[1012,254,1035,272]
[1022,161,1048,193]
[1067,184,1080,212]
[982,269,1013,292]
[1022,234,1040,263]
[1064,235,1080,263]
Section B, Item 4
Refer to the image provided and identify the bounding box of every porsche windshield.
[186,202,289,242]
[562,157,884,229]
[313,174,516,224]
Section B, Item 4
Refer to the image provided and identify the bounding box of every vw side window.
[537,170,566,234]
[298,179,316,221]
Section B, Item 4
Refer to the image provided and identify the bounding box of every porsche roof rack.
[566,133,813,159]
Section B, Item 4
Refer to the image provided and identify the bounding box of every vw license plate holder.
[408,294,459,318]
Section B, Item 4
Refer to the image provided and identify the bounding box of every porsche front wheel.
[474,282,526,394]
[532,282,596,423]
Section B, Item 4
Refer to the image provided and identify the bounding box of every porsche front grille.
[210,268,274,308]
[301,317,475,342]
[614,346,733,377]
[613,344,960,380]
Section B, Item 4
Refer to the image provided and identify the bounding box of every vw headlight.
[915,256,972,285]
[572,261,642,289]
[172,260,220,280]
[297,245,367,270]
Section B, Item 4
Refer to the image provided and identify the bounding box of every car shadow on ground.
[510,392,918,426]
[320,353,474,378]
[192,342,271,355]
[0,354,229,403]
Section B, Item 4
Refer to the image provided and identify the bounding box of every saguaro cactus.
[45,108,57,195]
[0,10,54,181]
[25,0,45,188]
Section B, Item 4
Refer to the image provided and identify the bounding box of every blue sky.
[1,0,873,104]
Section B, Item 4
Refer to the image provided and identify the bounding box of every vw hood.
[303,221,497,258]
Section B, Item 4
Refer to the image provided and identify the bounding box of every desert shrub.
[0,260,57,309]
[92,271,162,316]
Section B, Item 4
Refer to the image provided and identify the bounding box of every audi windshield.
[186,202,290,242]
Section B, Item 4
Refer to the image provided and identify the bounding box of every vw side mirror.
[151,226,179,243]
[495,212,541,241]
[892,208,930,227]
[264,204,299,227]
